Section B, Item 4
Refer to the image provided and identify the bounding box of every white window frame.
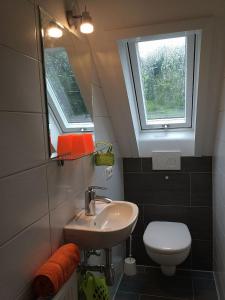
[127,31,196,130]
[46,79,94,133]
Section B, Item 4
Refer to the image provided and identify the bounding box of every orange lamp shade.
[57,134,94,160]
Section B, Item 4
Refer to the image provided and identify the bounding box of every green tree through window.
[137,37,186,120]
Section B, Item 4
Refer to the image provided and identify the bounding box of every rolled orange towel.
[33,261,64,297]
[56,243,80,263]
[49,252,75,282]
[33,243,80,297]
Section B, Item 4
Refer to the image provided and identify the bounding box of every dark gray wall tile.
[140,157,212,173]
[182,157,212,172]
[123,158,142,172]
[191,173,212,207]
[179,251,192,269]
[144,205,190,227]
[124,173,190,206]
[192,240,212,271]
[142,158,152,172]
[132,204,144,235]
[190,207,212,240]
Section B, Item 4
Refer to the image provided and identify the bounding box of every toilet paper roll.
[124,257,136,276]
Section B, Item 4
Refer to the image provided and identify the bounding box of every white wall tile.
[0,215,51,300]
[82,155,95,188]
[0,112,46,177]
[215,111,225,143]
[219,77,225,112]
[213,76,225,298]
[0,166,48,245]
[50,198,77,253]
[16,285,33,300]
[0,0,37,58]
[0,46,42,112]
[214,240,225,299]
[47,159,86,210]
[213,138,225,174]
[82,144,124,200]
[213,168,225,205]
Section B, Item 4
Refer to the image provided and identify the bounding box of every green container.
[79,272,109,300]
[94,145,114,166]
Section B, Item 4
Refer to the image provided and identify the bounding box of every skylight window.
[126,32,196,130]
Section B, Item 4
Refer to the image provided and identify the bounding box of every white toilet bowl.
[143,221,191,276]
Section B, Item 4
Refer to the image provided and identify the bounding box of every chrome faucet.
[85,186,111,216]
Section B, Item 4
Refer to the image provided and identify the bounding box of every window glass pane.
[137,37,186,123]
[44,47,92,123]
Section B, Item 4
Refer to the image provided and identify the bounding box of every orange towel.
[33,261,64,296]
[33,243,80,297]
[59,243,80,263]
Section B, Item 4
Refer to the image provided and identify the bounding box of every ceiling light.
[46,22,63,38]
[67,6,94,34]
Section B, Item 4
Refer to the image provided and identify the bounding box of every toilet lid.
[143,221,191,254]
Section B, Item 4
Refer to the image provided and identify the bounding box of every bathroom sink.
[64,201,138,249]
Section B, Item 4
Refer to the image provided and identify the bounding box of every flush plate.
[152,151,181,170]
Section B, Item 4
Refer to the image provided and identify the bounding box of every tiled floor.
[115,266,218,300]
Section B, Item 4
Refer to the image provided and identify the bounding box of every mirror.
[39,7,94,159]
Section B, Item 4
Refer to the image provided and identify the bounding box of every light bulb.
[80,10,94,34]
[46,23,63,38]
[80,22,94,34]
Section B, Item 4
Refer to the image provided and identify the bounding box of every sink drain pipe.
[79,248,115,286]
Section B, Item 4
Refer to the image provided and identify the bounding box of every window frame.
[127,31,196,130]
[46,78,94,133]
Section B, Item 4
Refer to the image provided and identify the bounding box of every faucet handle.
[88,186,107,191]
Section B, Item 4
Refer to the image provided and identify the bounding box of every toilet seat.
[143,221,191,255]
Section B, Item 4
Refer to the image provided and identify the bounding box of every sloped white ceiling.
[80,0,225,157]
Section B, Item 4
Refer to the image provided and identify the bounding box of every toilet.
[143,221,191,276]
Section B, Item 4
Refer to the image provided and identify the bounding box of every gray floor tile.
[115,291,139,299]
[140,295,183,299]
[119,268,193,300]
[116,267,218,300]
[193,278,218,300]
[191,270,213,280]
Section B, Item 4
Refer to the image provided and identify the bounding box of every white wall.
[213,61,225,298]
[0,0,124,299]
[85,0,225,157]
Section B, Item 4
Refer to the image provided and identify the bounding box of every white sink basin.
[64,201,138,249]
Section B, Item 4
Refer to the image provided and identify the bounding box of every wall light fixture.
[67,6,94,34]
[46,22,63,38]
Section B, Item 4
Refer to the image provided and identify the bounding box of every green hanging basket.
[94,142,114,166]
[79,272,109,300]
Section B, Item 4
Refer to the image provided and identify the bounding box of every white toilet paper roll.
[124,257,136,276]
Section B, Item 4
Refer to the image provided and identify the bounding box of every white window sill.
[138,129,195,156]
